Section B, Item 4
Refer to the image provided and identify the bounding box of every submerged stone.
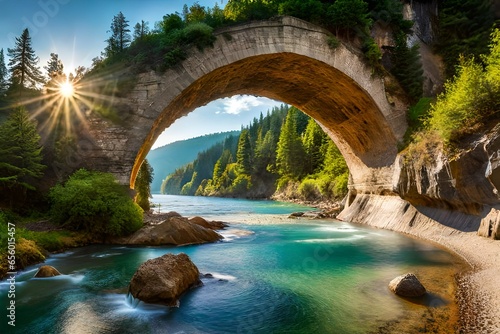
[389,273,426,297]
[34,265,62,277]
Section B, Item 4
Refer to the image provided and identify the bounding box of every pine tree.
[276,107,305,178]
[0,107,46,205]
[105,12,131,56]
[183,2,207,23]
[44,53,64,79]
[236,129,252,175]
[7,28,45,88]
[133,20,149,41]
[254,130,276,175]
[302,118,328,174]
[327,0,371,39]
[390,32,423,101]
[0,49,8,94]
[135,159,154,211]
[436,0,494,77]
[213,149,233,188]
[321,140,349,198]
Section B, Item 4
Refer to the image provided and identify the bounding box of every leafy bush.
[332,173,349,198]
[230,174,252,195]
[427,58,489,143]
[15,238,45,269]
[182,22,216,51]
[50,169,143,238]
[163,47,186,69]
[362,37,383,74]
[412,29,500,145]
[327,36,340,49]
[299,179,321,201]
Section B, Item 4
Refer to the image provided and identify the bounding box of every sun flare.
[59,81,75,98]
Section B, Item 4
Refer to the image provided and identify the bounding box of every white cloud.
[222,95,264,115]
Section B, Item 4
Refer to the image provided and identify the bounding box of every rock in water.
[389,273,426,297]
[129,253,201,307]
[112,214,223,246]
[34,265,62,277]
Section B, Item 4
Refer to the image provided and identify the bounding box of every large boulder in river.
[129,253,201,306]
[34,265,61,277]
[111,213,223,246]
[389,273,426,297]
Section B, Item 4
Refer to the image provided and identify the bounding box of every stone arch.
[88,17,407,193]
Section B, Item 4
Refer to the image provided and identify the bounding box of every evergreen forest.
[161,105,349,202]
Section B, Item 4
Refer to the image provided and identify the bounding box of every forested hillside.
[147,131,239,193]
[162,105,348,201]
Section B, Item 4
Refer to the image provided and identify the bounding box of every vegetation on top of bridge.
[87,0,423,102]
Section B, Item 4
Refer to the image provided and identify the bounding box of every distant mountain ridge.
[147,131,240,193]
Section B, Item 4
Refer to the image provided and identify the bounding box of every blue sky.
[0,0,283,148]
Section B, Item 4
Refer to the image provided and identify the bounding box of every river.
[0,195,463,333]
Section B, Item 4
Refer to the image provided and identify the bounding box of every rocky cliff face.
[341,125,500,240]
[394,127,500,216]
[403,0,444,96]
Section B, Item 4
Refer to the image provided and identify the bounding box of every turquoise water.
[0,195,459,333]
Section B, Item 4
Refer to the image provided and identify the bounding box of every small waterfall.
[126,292,141,309]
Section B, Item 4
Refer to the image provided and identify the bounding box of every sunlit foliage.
[425,29,500,144]
[50,169,143,238]
[135,159,154,211]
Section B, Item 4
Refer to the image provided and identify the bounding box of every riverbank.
[338,194,500,333]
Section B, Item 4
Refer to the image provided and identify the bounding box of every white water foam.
[103,293,167,315]
[31,273,85,283]
[296,235,367,243]
[208,272,237,281]
[92,252,123,258]
[219,228,255,241]
[314,225,359,233]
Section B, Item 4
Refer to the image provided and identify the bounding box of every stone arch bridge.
[82,16,407,197]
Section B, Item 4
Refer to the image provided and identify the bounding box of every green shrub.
[230,175,252,195]
[163,47,186,69]
[182,22,216,51]
[327,35,340,49]
[363,37,383,74]
[424,29,500,144]
[299,179,321,201]
[332,173,349,198]
[408,97,433,126]
[15,238,45,269]
[49,169,143,238]
[426,58,485,143]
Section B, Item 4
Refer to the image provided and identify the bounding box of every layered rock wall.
[342,125,500,240]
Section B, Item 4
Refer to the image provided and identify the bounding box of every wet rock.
[129,253,201,307]
[389,273,426,297]
[111,214,223,246]
[289,212,304,218]
[189,216,227,230]
[203,273,214,278]
[34,265,61,278]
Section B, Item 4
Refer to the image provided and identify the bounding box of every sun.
[59,80,75,98]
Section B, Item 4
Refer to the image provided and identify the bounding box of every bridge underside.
[134,53,400,191]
